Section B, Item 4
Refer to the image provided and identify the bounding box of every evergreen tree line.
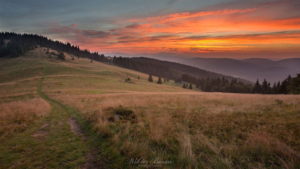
[182,83,193,89]
[0,32,108,62]
[252,75,292,94]
[181,74,300,94]
[180,74,253,93]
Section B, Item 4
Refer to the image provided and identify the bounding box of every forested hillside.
[0,32,107,62]
[181,74,297,94]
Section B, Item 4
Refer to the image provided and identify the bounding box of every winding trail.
[37,48,104,168]
[0,48,106,168]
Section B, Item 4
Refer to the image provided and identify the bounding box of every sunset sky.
[1,0,300,59]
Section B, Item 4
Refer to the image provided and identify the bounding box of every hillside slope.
[0,47,193,168]
[132,57,252,84]
[1,48,300,168]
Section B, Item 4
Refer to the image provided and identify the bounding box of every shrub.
[113,106,137,123]
[57,52,65,60]
[114,106,134,116]
[125,77,131,82]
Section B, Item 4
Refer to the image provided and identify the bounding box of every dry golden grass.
[0,98,51,139]
[2,47,300,168]
[53,92,300,168]
[52,92,300,114]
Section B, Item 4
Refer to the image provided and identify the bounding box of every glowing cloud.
[129,7,259,23]
[39,1,300,58]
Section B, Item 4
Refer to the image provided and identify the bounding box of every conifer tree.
[157,76,162,84]
[280,80,288,94]
[262,79,268,94]
[0,39,4,47]
[272,83,277,94]
[288,74,300,94]
[253,79,261,93]
[221,77,226,87]
[287,75,292,84]
[148,74,153,82]
[267,82,271,94]
[188,83,192,89]
[276,81,281,93]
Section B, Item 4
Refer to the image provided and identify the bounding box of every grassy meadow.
[0,47,300,168]
[55,92,300,168]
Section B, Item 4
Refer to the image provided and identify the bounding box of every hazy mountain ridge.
[180,57,300,83]
[114,57,253,84]
[107,51,299,83]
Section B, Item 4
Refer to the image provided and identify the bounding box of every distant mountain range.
[179,58,300,83]
[106,52,300,84]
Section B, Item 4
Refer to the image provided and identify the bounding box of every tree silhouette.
[148,74,153,82]
[261,79,268,94]
[157,76,162,84]
[253,79,261,93]
[188,83,192,89]
[288,74,300,94]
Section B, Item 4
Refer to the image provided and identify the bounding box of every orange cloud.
[129,7,258,23]
[45,4,300,57]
